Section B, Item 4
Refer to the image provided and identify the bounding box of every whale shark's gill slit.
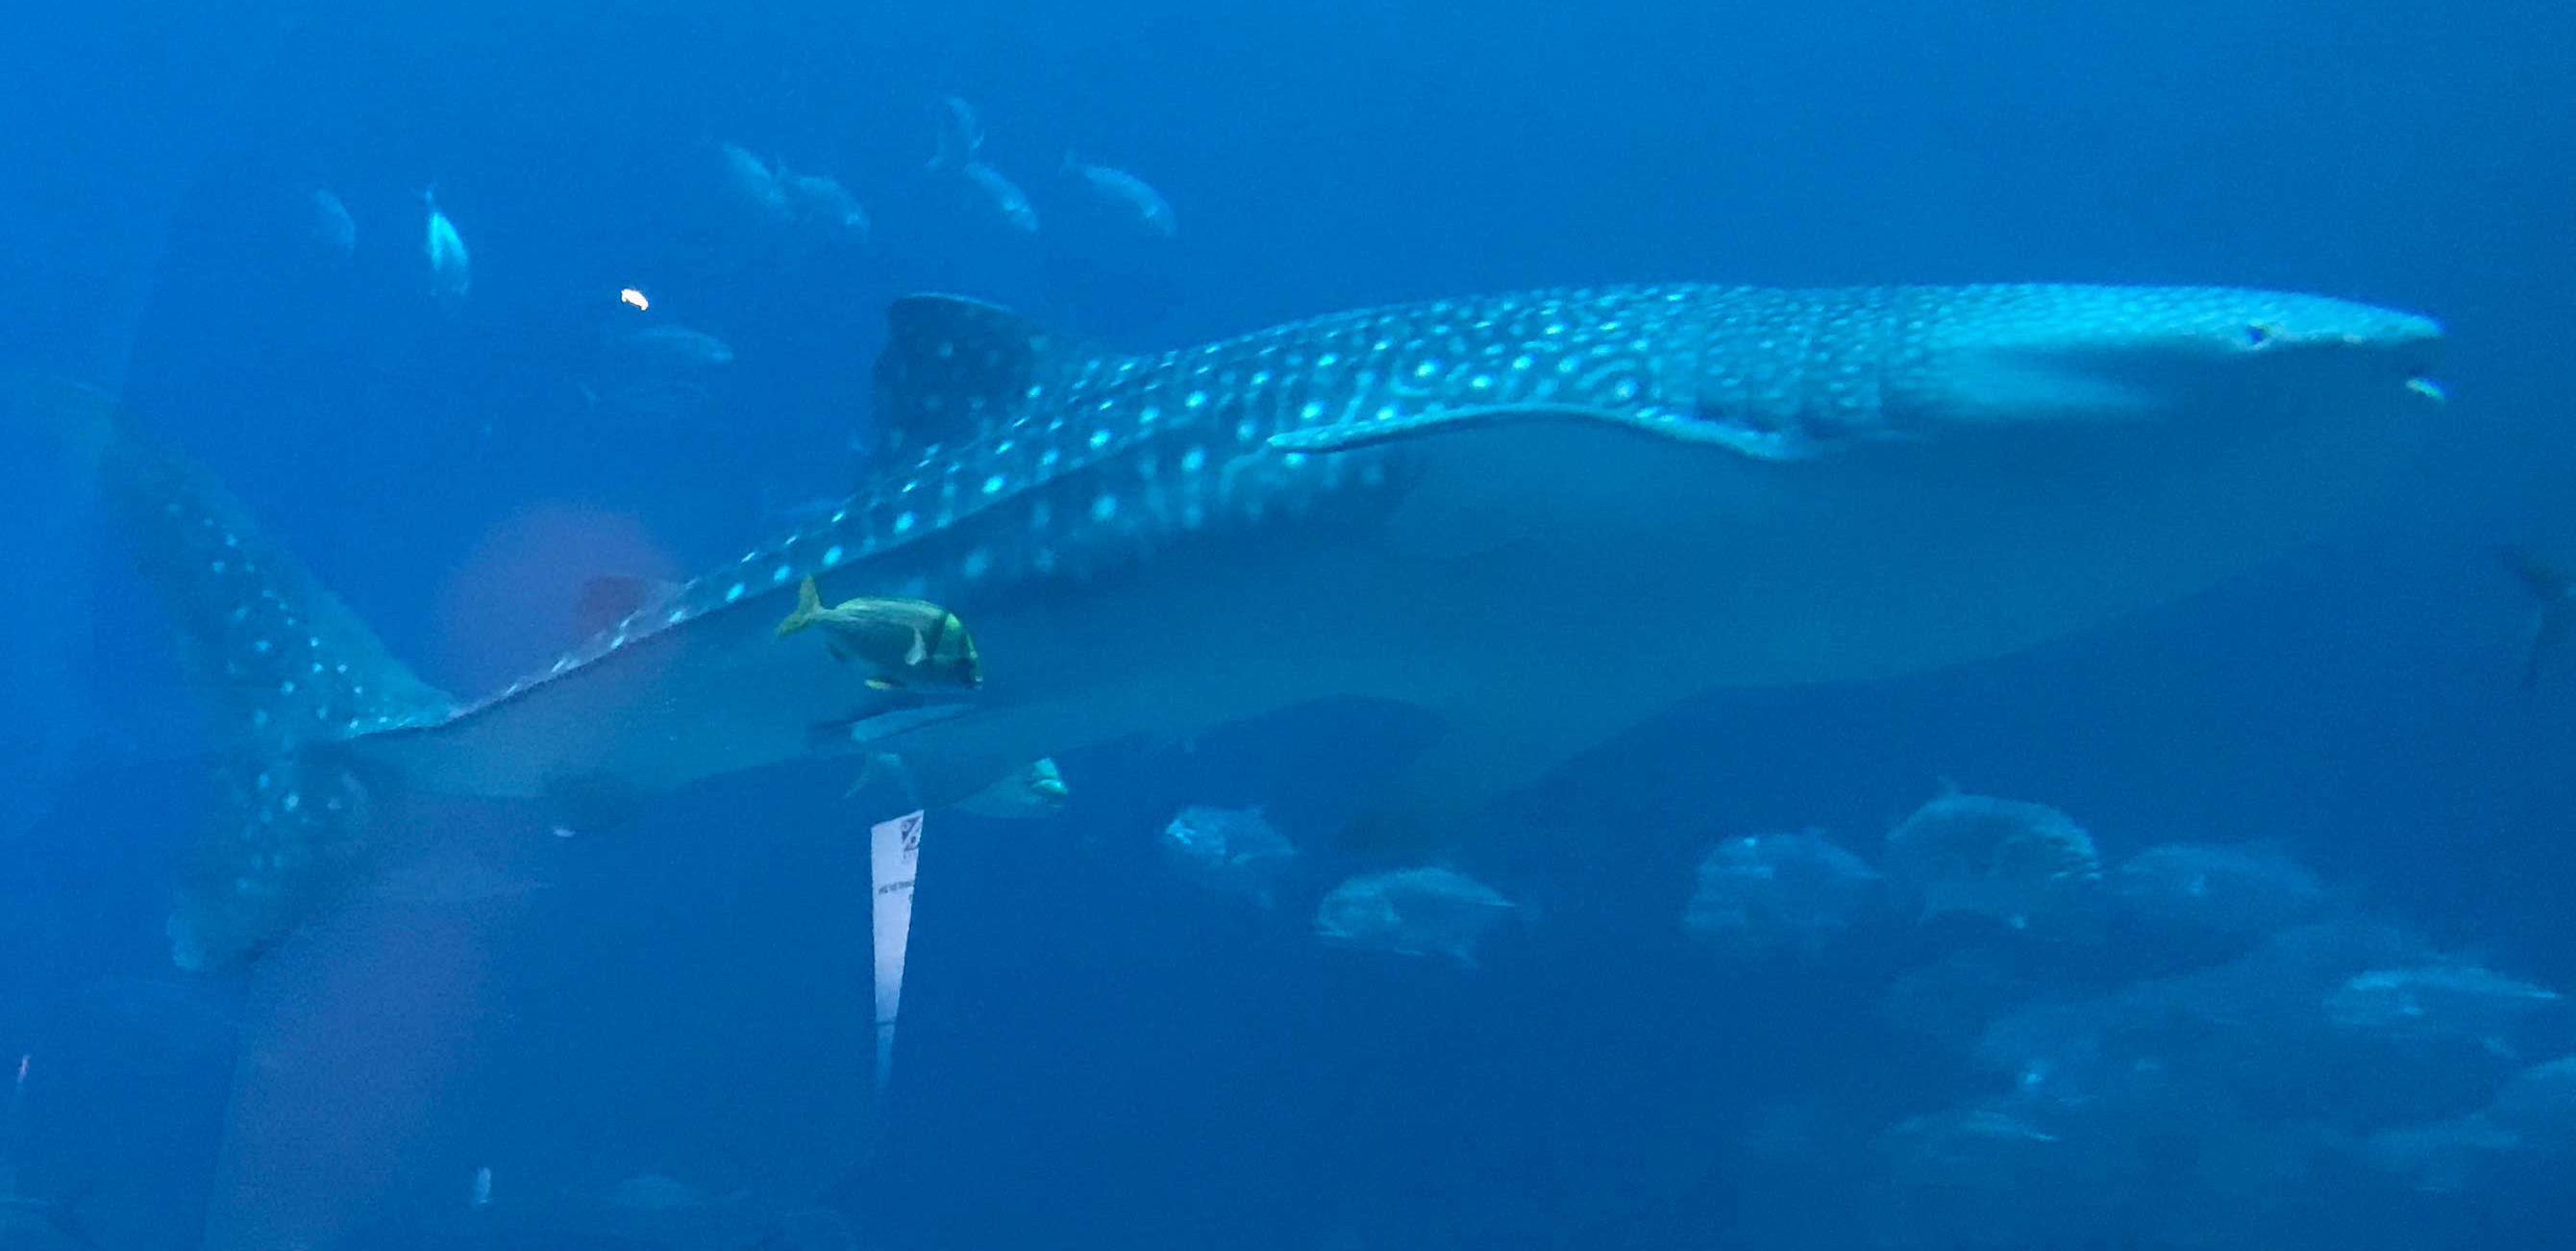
[28,381,453,970]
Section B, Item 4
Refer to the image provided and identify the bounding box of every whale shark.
[38,282,2444,971]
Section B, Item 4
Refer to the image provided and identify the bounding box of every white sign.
[870,810,925,1097]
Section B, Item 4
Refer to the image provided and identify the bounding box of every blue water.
[5,1,2575,1248]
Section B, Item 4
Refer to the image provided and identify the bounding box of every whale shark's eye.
[2239,322,2277,349]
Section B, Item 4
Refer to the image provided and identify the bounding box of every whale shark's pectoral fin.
[1267,403,1632,458]
[1272,405,1627,560]
[1277,402,1741,562]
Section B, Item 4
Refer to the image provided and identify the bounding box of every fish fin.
[1271,394,1822,463]
[904,625,929,666]
[872,294,1110,459]
[1273,403,1684,563]
[777,576,825,638]
[2500,545,2574,688]
[17,378,457,971]
[845,754,889,799]
[866,675,900,690]
[928,97,981,172]
[575,575,678,638]
[847,752,923,810]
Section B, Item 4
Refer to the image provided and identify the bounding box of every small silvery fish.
[309,188,356,257]
[786,171,870,238]
[1881,790,2102,932]
[422,187,469,301]
[1062,152,1176,237]
[719,141,791,220]
[1161,804,1298,907]
[955,758,1070,818]
[961,162,1037,233]
[1314,866,1521,965]
[929,94,982,170]
[608,324,735,367]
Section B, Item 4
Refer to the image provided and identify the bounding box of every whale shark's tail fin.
[20,380,454,970]
[2501,544,2574,691]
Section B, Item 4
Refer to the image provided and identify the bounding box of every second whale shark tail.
[22,380,455,971]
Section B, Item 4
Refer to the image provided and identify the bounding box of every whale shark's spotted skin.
[62,282,2443,970]
[446,282,2406,724]
[427,284,1799,727]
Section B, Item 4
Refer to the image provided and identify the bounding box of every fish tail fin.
[2500,544,2574,689]
[777,576,825,637]
[18,379,454,970]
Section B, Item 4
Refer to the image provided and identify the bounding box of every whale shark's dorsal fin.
[871,294,1102,461]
